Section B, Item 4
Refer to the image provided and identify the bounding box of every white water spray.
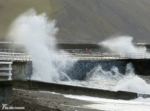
[7,9,76,82]
[7,9,150,95]
[100,36,150,58]
[68,63,150,94]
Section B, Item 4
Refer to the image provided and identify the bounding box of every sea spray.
[100,36,150,58]
[7,9,150,94]
[114,75,150,94]
[7,9,76,82]
[66,63,150,94]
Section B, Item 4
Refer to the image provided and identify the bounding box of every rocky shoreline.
[12,89,99,111]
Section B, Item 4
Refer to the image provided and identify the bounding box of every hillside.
[0,0,150,43]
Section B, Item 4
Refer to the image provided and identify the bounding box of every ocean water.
[61,63,150,94]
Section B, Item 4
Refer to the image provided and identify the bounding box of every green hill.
[1,0,150,43]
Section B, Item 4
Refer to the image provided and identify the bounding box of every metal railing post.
[8,63,12,80]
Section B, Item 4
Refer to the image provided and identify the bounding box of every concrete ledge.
[0,81,13,104]
[13,80,140,100]
[0,81,12,86]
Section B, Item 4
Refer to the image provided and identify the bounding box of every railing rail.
[48,52,150,60]
[0,62,12,80]
[0,48,149,61]
[0,53,31,61]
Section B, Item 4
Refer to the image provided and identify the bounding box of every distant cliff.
[1,0,150,43]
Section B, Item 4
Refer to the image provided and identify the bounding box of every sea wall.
[12,61,32,80]
[13,80,139,100]
[130,59,150,76]
[0,81,13,104]
[11,59,150,80]
[67,60,129,80]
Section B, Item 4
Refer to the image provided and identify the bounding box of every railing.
[63,49,150,59]
[0,49,14,53]
[0,48,149,61]
[48,52,150,60]
[69,52,149,60]
[0,62,12,80]
[0,53,31,61]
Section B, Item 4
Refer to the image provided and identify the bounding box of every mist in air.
[7,9,76,82]
[100,36,150,58]
[7,9,150,95]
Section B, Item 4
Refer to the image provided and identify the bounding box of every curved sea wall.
[67,60,128,80]
[11,59,150,80]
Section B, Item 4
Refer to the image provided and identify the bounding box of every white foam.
[64,95,150,111]
[133,97,150,103]
[65,63,150,94]
[100,36,150,58]
[85,103,150,111]
[64,95,150,105]
[7,9,76,82]
[114,75,150,94]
